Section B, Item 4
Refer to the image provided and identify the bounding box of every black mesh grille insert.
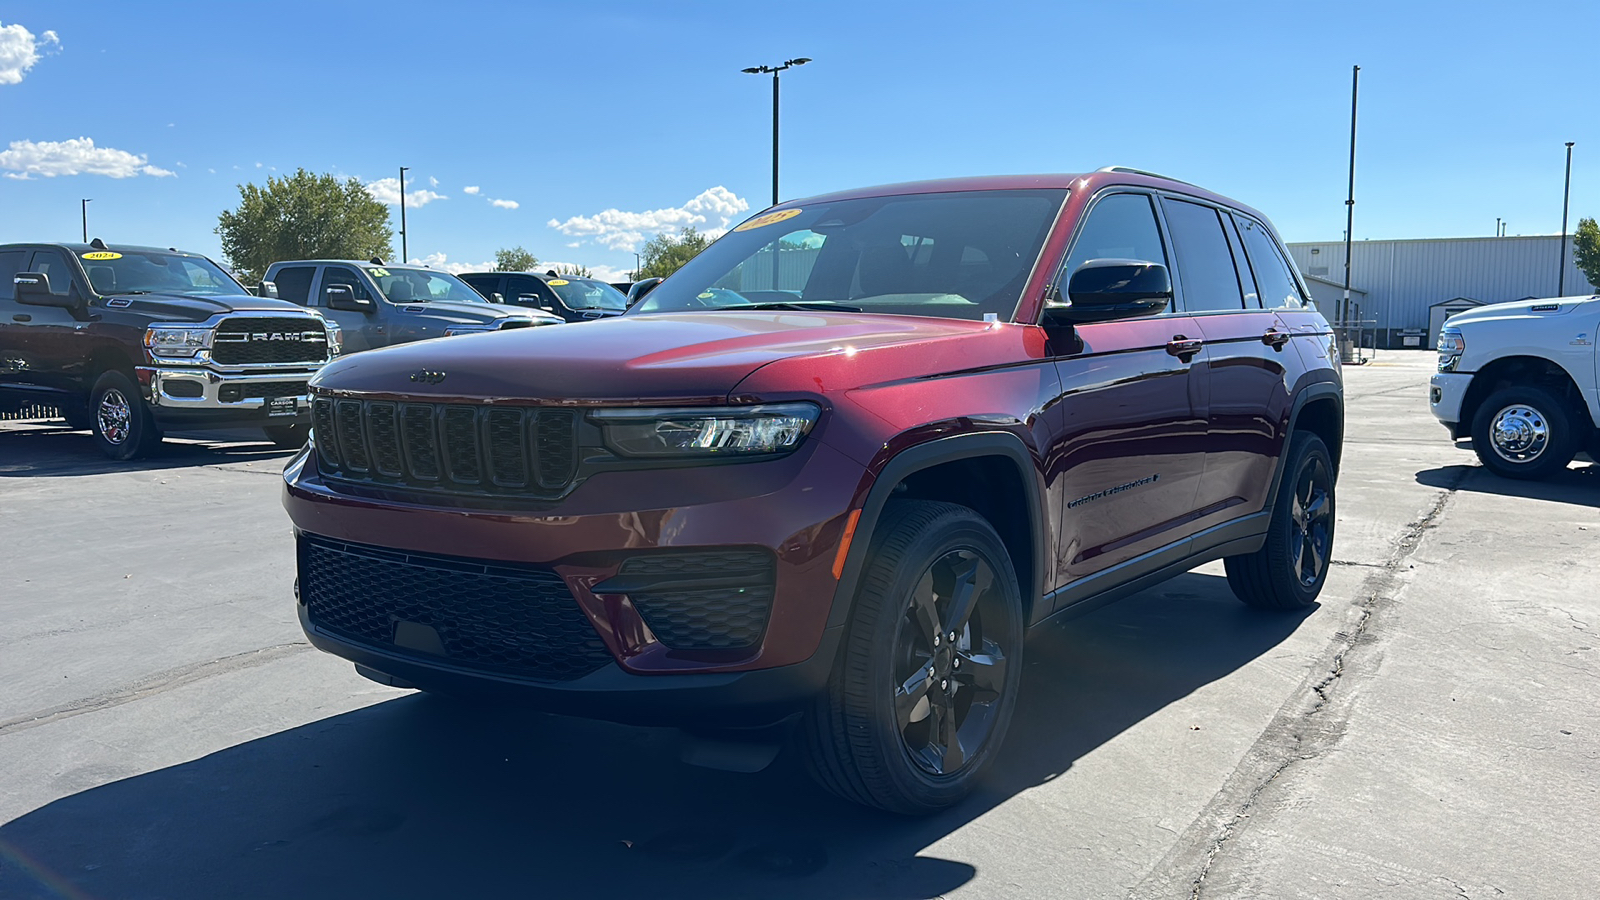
[299,534,614,682]
[618,550,777,651]
[212,317,328,365]
[311,397,579,500]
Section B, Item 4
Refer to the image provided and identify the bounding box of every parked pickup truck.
[1,241,338,459]
[460,270,627,323]
[262,259,560,354]
[1430,293,1600,479]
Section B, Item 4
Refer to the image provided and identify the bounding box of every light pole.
[1559,142,1574,296]
[399,166,410,263]
[81,199,91,242]
[741,57,811,207]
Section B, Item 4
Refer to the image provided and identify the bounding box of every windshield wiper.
[733,300,862,312]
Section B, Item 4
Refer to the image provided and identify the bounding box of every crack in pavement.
[1129,469,1468,900]
[0,642,311,739]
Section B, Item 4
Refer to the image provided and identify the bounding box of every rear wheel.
[802,500,1024,815]
[90,370,162,460]
[1470,385,1579,480]
[264,423,309,449]
[1225,431,1335,610]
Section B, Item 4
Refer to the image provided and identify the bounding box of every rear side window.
[1060,192,1168,283]
[0,249,25,300]
[272,266,316,305]
[27,250,77,296]
[1233,215,1305,309]
[1163,199,1245,312]
[461,274,503,300]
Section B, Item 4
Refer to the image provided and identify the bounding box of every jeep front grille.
[312,398,579,499]
[212,316,329,365]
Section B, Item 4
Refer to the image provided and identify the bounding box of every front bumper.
[1429,371,1472,435]
[139,366,316,423]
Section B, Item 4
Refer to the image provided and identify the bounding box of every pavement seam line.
[1127,470,1467,900]
[0,642,311,738]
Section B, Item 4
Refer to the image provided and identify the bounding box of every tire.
[1470,385,1579,480]
[802,500,1025,815]
[89,370,162,460]
[1225,431,1336,610]
[264,423,310,449]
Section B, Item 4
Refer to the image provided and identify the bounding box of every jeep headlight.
[144,326,212,358]
[591,403,821,458]
[1437,328,1464,372]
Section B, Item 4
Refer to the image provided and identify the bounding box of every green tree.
[550,263,593,278]
[495,246,540,272]
[638,226,711,279]
[216,169,393,284]
[1573,217,1600,292]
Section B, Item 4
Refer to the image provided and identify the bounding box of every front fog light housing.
[592,402,821,458]
[144,326,211,358]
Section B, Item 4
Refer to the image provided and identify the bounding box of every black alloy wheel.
[803,500,1024,815]
[1225,431,1336,610]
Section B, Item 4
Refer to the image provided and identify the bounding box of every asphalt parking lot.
[1,351,1596,899]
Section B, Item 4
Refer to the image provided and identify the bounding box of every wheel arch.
[1460,355,1591,440]
[1263,383,1344,513]
[827,432,1050,630]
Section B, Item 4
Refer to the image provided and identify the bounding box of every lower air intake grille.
[618,549,776,651]
[298,534,614,682]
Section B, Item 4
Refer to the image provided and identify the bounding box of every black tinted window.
[27,250,76,296]
[273,266,316,305]
[1163,199,1244,312]
[1233,215,1305,309]
[0,250,25,300]
[1061,192,1168,282]
[321,266,372,306]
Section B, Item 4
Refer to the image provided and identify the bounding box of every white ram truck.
[1430,294,1600,479]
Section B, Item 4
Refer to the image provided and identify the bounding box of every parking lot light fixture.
[1559,142,1574,296]
[399,166,410,264]
[741,57,811,207]
[81,199,91,243]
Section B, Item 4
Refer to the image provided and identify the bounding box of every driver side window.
[1058,193,1169,291]
[28,250,79,296]
[320,266,372,306]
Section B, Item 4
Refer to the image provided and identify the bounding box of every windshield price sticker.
[82,251,123,260]
[733,208,803,232]
[548,279,570,286]
[368,267,390,277]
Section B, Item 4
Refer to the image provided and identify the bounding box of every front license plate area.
[268,396,298,417]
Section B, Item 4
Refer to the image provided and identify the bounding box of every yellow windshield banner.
[82,251,122,260]
[733,209,802,232]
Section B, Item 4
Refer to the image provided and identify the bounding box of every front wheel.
[1470,385,1579,480]
[802,500,1024,815]
[90,370,162,460]
[1225,431,1336,610]
[263,423,309,449]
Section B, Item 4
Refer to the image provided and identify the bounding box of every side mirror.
[626,277,663,307]
[15,272,77,309]
[1044,259,1172,325]
[258,281,279,300]
[516,293,545,306]
[324,283,373,312]
[490,292,505,304]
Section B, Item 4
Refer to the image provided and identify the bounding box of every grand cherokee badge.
[409,370,447,384]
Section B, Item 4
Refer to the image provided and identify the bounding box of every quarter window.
[1162,199,1245,312]
[1232,215,1305,309]
[272,266,316,306]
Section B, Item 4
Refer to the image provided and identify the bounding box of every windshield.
[632,189,1066,321]
[81,250,245,296]
[548,277,627,311]
[365,266,488,304]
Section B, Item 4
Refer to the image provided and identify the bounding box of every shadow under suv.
[284,168,1343,814]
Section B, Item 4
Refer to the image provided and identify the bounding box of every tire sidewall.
[1273,433,1335,606]
[90,371,153,461]
[1471,386,1575,480]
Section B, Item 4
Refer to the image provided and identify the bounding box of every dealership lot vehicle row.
[2,353,1593,898]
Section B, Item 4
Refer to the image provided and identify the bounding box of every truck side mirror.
[518,293,554,310]
[258,281,279,300]
[1043,259,1172,326]
[325,283,373,312]
[14,272,78,309]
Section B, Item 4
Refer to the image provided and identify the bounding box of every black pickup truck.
[0,241,338,459]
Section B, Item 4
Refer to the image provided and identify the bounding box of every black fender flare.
[1264,381,1345,513]
[825,431,1051,630]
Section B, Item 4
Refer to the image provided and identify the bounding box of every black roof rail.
[1094,166,1198,187]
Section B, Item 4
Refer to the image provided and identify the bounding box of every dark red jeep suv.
[284,168,1342,814]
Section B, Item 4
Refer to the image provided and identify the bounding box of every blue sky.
[1,0,1595,281]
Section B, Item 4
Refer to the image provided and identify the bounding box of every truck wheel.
[90,370,162,460]
[1471,385,1579,480]
[1225,431,1335,610]
[263,424,309,449]
[802,500,1024,815]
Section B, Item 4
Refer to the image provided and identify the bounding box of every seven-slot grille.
[212,316,329,365]
[312,397,579,497]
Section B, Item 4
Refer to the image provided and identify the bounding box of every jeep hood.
[310,311,1032,403]
[101,292,314,321]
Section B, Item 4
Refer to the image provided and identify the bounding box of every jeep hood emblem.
[410,370,447,384]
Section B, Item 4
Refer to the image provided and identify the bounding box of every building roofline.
[1287,234,1570,247]
[1302,273,1368,292]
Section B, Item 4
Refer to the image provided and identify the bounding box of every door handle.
[12,314,31,322]
[1262,328,1291,350]
[1166,336,1203,362]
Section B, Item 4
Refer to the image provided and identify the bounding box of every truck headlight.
[144,326,212,358]
[443,325,494,337]
[321,319,344,356]
[1437,328,1464,372]
[591,402,821,458]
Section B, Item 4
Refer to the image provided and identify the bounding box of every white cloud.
[462,185,480,195]
[547,186,750,252]
[254,161,263,168]
[364,177,446,207]
[0,137,175,179]
[565,241,581,248]
[0,23,61,86]
[489,198,519,209]
[407,252,494,275]
[428,176,439,187]
[207,167,216,174]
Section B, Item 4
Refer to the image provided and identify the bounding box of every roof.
[1,241,212,258]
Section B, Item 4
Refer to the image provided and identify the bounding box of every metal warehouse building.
[1285,236,1596,349]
